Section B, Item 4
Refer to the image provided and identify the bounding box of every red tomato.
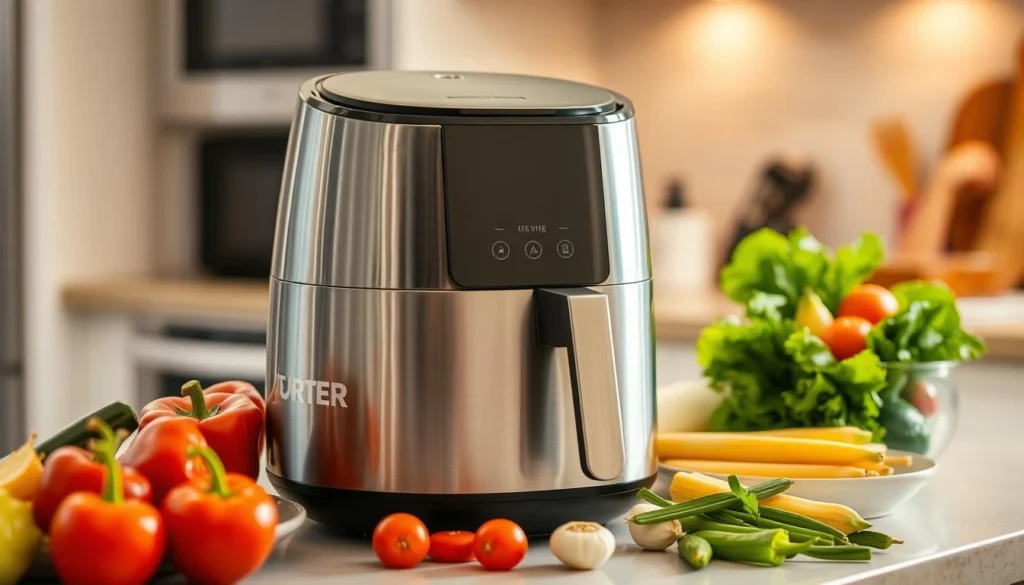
[838,284,899,324]
[372,513,430,569]
[473,519,528,571]
[429,530,476,563]
[820,316,872,361]
[906,380,939,417]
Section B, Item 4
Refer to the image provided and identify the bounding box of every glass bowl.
[880,361,959,458]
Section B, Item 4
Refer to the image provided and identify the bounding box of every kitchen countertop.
[235,360,1024,585]
[63,276,1024,359]
[232,358,1024,581]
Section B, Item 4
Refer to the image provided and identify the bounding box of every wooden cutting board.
[972,40,1024,290]
[945,80,1013,252]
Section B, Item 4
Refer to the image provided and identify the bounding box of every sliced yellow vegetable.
[661,459,867,478]
[744,427,872,445]
[0,434,43,501]
[884,455,913,467]
[851,460,894,476]
[670,472,872,535]
[656,432,884,465]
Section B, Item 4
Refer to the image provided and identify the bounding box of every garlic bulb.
[549,521,616,570]
[627,503,681,551]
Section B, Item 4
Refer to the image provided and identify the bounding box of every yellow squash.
[670,472,872,535]
[884,454,913,467]
[661,459,867,478]
[744,427,872,445]
[656,432,884,466]
[853,460,894,475]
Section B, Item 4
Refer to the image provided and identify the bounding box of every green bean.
[848,530,903,549]
[800,545,873,561]
[678,515,762,534]
[721,510,836,545]
[760,506,850,541]
[703,511,755,527]
[631,479,793,525]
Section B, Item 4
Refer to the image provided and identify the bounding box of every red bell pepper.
[140,380,264,479]
[118,416,208,506]
[49,419,165,585]
[33,421,152,532]
[163,445,277,585]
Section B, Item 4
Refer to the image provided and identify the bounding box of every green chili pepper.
[678,534,713,569]
[0,488,42,585]
[691,529,813,567]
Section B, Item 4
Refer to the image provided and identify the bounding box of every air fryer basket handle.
[535,288,626,481]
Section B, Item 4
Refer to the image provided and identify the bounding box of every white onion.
[627,503,681,551]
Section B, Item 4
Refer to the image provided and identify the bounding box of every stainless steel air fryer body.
[267,71,655,535]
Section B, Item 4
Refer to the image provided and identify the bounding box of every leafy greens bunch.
[699,227,984,440]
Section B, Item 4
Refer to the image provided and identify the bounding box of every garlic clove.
[549,521,616,570]
[627,503,682,551]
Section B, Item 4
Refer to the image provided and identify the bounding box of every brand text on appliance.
[276,374,348,407]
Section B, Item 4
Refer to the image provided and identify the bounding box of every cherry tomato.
[838,284,899,324]
[429,530,476,563]
[906,380,939,417]
[372,513,430,569]
[819,316,872,361]
[473,519,528,571]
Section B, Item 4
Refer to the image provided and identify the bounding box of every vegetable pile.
[0,379,273,585]
[627,471,903,570]
[699,227,985,451]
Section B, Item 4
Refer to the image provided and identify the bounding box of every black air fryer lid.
[317,71,619,117]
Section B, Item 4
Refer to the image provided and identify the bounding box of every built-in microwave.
[158,0,391,125]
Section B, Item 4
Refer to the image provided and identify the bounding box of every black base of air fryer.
[269,472,657,538]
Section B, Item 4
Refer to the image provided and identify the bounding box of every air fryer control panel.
[444,125,610,289]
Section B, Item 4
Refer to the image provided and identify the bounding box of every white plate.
[656,450,937,519]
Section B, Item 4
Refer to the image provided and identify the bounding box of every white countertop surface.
[234,361,1024,585]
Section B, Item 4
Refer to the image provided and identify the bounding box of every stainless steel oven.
[159,0,391,125]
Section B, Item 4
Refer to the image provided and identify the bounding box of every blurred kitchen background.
[2,0,1024,451]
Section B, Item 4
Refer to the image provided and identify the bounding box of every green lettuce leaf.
[867,281,986,363]
[700,313,888,439]
[720,227,883,319]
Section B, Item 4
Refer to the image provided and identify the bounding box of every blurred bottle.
[653,179,712,290]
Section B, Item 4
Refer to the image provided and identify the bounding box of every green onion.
[631,479,793,526]
[636,488,672,508]
[800,545,873,561]
[848,530,903,549]
[760,506,849,541]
